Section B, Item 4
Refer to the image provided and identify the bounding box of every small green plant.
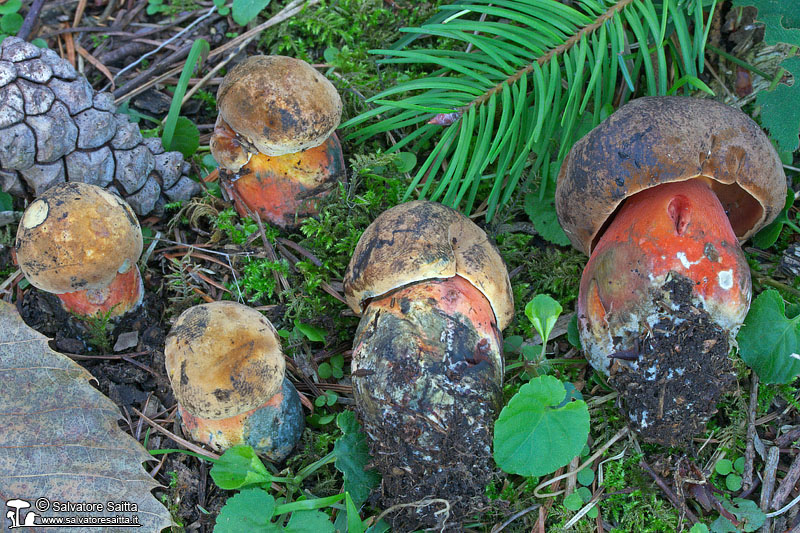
[215,208,259,244]
[206,411,379,531]
[737,289,800,384]
[525,294,563,361]
[146,0,200,16]
[0,0,23,39]
[599,454,680,531]
[161,38,207,158]
[731,0,800,153]
[76,308,117,353]
[709,498,766,532]
[493,295,590,476]
[714,457,745,492]
[317,354,344,380]
[159,471,185,530]
[752,190,798,249]
[307,390,340,428]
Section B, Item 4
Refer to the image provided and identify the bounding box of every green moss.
[597,454,680,532]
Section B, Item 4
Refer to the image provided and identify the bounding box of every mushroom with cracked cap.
[556,96,787,446]
[15,182,144,318]
[164,301,304,461]
[342,200,513,530]
[210,55,345,228]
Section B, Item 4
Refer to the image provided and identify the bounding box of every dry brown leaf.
[0,301,172,532]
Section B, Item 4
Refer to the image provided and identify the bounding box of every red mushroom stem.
[578,179,752,445]
[579,179,751,371]
[56,266,144,318]
[229,134,345,228]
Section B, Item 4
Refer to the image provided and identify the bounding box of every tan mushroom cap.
[343,201,514,330]
[165,301,285,419]
[15,182,143,294]
[216,55,342,157]
[556,96,787,255]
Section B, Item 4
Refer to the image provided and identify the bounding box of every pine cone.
[0,37,202,216]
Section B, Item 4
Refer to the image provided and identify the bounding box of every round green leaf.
[563,491,583,511]
[577,467,595,486]
[577,486,592,502]
[1,13,23,34]
[323,46,340,63]
[394,152,417,173]
[493,375,590,476]
[525,294,563,345]
[504,335,524,352]
[318,363,332,379]
[210,445,271,490]
[726,473,742,492]
[214,488,275,532]
[733,457,745,474]
[586,506,598,519]
[737,290,800,384]
[715,459,733,475]
[689,524,709,533]
[232,0,271,26]
[0,0,21,14]
[164,116,200,157]
[325,391,338,406]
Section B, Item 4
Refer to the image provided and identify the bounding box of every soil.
[609,274,737,447]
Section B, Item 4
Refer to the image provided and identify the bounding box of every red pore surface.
[578,179,751,374]
[57,266,144,318]
[231,133,345,228]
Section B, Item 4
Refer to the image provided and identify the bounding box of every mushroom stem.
[226,133,345,228]
[178,378,304,462]
[580,179,751,372]
[57,265,144,318]
[352,275,503,528]
[578,179,750,444]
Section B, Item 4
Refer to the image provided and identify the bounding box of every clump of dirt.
[363,396,497,531]
[610,274,736,447]
[17,286,173,409]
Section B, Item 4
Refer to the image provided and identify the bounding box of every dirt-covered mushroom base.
[351,277,503,530]
[609,274,736,447]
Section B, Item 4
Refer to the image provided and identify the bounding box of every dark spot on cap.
[180,360,189,386]
[213,388,232,402]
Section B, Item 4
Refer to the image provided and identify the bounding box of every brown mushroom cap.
[343,201,514,330]
[556,96,787,255]
[216,55,342,157]
[164,301,285,419]
[15,182,143,294]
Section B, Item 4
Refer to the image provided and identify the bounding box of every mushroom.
[15,182,144,318]
[556,96,786,445]
[342,200,513,530]
[164,301,304,461]
[210,55,345,228]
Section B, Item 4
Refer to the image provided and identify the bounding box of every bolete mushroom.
[164,301,304,461]
[210,55,345,228]
[15,182,143,318]
[556,96,786,446]
[342,200,513,530]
